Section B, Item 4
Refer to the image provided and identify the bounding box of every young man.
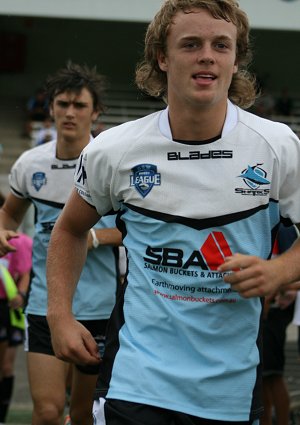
[46,2,300,425]
[261,224,299,425]
[0,63,121,425]
[0,192,33,424]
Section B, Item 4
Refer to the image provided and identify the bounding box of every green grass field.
[7,408,32,424]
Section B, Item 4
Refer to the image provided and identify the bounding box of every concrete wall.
[0,2,300,101]
[251,29,300,95]
[239,0,300,31]
[1,0,300,30]
[0,16,148,97]
[0,0,164,22]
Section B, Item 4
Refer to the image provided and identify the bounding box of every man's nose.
[65,104,76,116]
[197,45,215,64]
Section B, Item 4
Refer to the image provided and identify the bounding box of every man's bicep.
[57,189,101,236]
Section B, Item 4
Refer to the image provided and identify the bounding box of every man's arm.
[46,188,103,365]
[218,232,300,297]
[87,227,122,250]
[0,193,31,256]
[9,271,30,310]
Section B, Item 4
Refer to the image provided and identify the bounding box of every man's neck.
[168,101,227,142]
[56,135,90,160]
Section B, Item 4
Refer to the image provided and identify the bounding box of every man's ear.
[157,50,168,72]
[92,109,100,122]
[233,56,238,74]
[49,105,54,118]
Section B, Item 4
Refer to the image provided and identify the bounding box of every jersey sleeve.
[74,139,115,216]
[9,151,30,199]
[278,129,300,223]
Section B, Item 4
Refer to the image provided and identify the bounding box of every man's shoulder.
[16,140,56,164]
[238,108,295,138]
[95,110,161,143]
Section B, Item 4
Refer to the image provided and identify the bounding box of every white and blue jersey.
[9,140,118,320]
[75,102,300,421]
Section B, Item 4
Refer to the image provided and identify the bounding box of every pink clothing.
[0,234,33,299]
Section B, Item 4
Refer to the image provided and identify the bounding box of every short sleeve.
[278,130,300,223]
[9,152,30,199]
[74,140,114,216]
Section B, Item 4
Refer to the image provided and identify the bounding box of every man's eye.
[75,103,86,109]
[57,101,69,108]
[216,42,228,49]
[184,42,198,49]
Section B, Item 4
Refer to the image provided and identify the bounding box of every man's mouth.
[63,122,76,128]
[193,73,216,81]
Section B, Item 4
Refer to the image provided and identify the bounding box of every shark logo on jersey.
[238,164,270,190]
[32,172,47,191]
[130,164,161,198]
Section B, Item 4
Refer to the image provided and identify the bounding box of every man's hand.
[9,293,25,309]
[275,290,297,309]
[218,253,283,298]
[48,315,101,366]
[0,230,19,256]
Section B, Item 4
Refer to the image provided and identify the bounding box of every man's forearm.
[46,226,88,321]
[92,227,122,247]
[0,209,19,231]
[274,237,300,287]
[0,195,31,231]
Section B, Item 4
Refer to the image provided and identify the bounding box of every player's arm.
[87,227,122,250]
[218,231,300,298]
[9,271,31,310]
[0,193,31,256]
[47,188,102,365]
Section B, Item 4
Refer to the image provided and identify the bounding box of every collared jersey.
[75,104,300,421]
[9,140,118,319]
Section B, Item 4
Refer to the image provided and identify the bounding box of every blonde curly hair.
[135,0,257,109]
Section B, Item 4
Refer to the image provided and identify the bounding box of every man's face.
[50,88,98,142]
[157,8,238,111]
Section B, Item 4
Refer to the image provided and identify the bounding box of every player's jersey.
[75,101,300,421]
[9,140,118,320]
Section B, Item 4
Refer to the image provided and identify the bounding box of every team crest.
[238,163,270,190]
[32,172,47,191]
[130,164,161,198]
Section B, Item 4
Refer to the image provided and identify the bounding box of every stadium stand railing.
[1,89,300,178]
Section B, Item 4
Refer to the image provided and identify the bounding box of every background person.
[261,224,299,425]
[0,191,33,424]
[23,88,49,139]
[0,63,121,425]
[34,115,57,146]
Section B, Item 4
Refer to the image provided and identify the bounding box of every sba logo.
[144,231,233,271]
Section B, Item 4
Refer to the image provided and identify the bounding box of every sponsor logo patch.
[32,172,47,191]
[130,164,161,198]
[235,163,270,196]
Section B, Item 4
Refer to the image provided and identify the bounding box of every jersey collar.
[158,100,238,140]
